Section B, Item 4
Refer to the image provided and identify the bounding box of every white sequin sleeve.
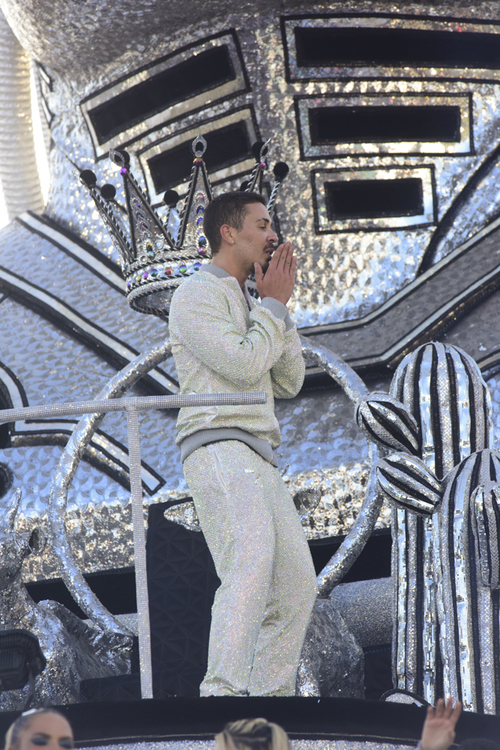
[170,272,288,390]
[271,327,305,399]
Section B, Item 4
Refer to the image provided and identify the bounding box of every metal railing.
[0,391,267,699]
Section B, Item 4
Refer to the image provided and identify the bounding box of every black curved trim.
[418,141,500,274]
[11,422,164,496]
[17,213,124,291]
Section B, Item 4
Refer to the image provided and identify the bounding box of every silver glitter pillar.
[126,406,153,700]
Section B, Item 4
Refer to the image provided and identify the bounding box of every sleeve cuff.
[283,310,294,332]
[260,296,287,320]
[260,297,295,331]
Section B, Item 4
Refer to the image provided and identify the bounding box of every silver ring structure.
[48,336,382,633]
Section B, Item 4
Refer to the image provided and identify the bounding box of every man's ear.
[220,224,234,245]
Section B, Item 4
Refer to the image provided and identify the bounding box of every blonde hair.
[4,709,71,750]
[214,718,292,750]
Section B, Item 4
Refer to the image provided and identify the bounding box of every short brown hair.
[203,191,266,255]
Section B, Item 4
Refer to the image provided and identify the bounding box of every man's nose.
[268,229,278,243]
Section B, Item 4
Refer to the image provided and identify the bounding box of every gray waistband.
[179,427,278,466]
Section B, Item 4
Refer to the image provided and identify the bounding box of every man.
[169,191,317,697]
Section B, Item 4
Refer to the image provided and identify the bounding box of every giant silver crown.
[80,136,289,318]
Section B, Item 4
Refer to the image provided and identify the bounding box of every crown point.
[192,134,207,158]
[163,190,180,208]
[83,130,288,319]
[110,148,130,168]
[273,161,289,181]
[251,141,266,161]
[80,170,97,187]
[100,184,116,201]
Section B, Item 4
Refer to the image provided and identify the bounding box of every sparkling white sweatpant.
[183,441,317,697]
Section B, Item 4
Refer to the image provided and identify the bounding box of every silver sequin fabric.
[169,267,305,447]
[183,427,317,696]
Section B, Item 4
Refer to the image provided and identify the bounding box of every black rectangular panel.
[88,46,235,144]
[325,178,424,220]
[309,105,461,144]
[148,122,252,192]
[295,26,500,70]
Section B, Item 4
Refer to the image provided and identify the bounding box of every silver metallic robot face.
[4,0,500,330]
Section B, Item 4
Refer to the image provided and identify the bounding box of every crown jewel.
[80,137,289,319]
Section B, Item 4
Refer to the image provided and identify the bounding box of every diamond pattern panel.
[146,501,220,696]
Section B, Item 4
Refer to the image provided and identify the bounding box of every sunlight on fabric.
[0,63,50,232]
[0,180,7,231]
[31,64,50,206]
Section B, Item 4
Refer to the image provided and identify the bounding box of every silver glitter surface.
[48,342,173,634]
[437,449,500,714]
[329,578,393,649]
[300,339,385,595]
[1,1,500,577]
[313,167,435,233]
[160,461,394,542]
[421,516,436,706]
[0,221,170,359]
[0,493,132,711]
[2,2,500,327]
[79,742,413,750]
[368,343,500,712]
[296,94,472,158]
[297,599,364,698]
[126,405,153,700]
[184,441,317,697]
[0,318,395,584]
[0,444,134,581]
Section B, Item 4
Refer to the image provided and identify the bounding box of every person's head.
[4,709,73,750]
[214,718,291,750]
[203,192,274,256]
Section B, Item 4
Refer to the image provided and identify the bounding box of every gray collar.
[200,264,231,279]
[200,263,253,309]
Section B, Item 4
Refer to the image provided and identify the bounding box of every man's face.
[232,202,278,275]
